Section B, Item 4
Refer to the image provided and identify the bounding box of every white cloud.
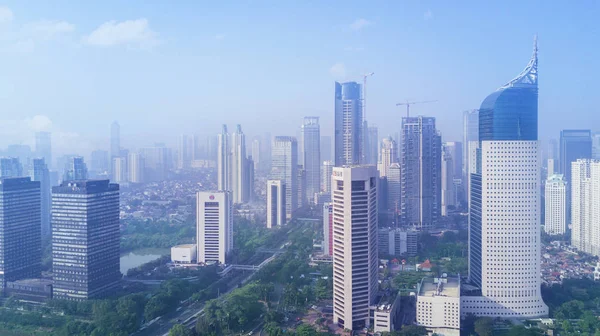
[424,10,433,20]
[84,19,158,48]
[23,20,75,40]
[0,6,13,23]
[26,115,53,132]
[329,63,347,79]
[349,18,371,31]
[214,33,226,40]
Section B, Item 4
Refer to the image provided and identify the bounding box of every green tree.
[507,325,543,336]
[169,324,195,336]
[295,324,319,336]
[474,317,494,336]
[264,321,284,336]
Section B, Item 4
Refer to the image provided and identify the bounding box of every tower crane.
[396,100,439,118]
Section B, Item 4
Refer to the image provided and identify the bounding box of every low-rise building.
[5,278,53,303]
[417,277,460,336]
[378,227,418,257]
[371,291,401,333]
[171,244,197,264]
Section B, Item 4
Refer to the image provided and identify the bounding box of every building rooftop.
[418,277,460,298]
[173,244,196,249]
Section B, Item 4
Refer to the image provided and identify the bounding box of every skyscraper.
[196,191,233,264]
[321,135,332,163]
[112,157,127,183]
[334,81,363,166]
[463,110,479,203]
[0,158,23,177]
[321,160,334,194]
[0,177,41,288]
[139,145,169,182]
[332,166,378,330]
[571,160,600,255]
[35,131,52,169]
[177,134,193,170]
[441,144,456,216]
[52,180,121,300]
[251,138,261,171]
[63,157,88,181]
[110,121,120,162]
[231,125,248,203]
[378,136,398,177]
[560,130,592,186]
[387,163,401,216]
[128,152,144,183]
[545,174,566,235]
[217,125,231,191]
[400,116,441,230]
[31,159,51,238]
[445,142,463,181]
[266,180,286,228]
[301,117,321,202]
[90,150,109,177]
[367,126,379,165]
[322,203,333,256]
[271,136,298,218]
[464,39,548,318]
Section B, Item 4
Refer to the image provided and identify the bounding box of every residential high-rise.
[63,157,88,181]
[334,81,363,166]
[217,125,231,191]
[112,157,127,183]
[441,144,456,216]
[196,191,233,264]
[332,166,378,330]
[400,116,441,230]
[377,228,418,257]
[378,136,398,177]
[177,134,193,170]
[297,165,306,208]
[31,159,51,238]
[35,131,52,169]
[463,110,479,203]
[367,126,379,165]
[271,136,298,218]
[322,203,332,256]
[139,145,169,182]
[0,157,23,177]
[90,150,109,177]
[560,130,592,184]
[387,163,401,216]
[464,39,548,318]
[545,174,566,235]
[128,153,144,183]
[571,160,600,255]
[301,117,321,202]
[110,122,120,161]
[266,180,286,228]
[245,157,254,202]
[321,160,334,194]
[0,177,41,288]
[52,180,121,300]
[231,125,248,203]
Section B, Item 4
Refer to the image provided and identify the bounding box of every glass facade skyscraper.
[334,81,363,166]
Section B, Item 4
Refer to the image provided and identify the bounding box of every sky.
[0,1,599,156]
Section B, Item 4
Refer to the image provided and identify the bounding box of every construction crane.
[396,100,438,118]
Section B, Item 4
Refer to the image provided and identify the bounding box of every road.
[134,223,304,336]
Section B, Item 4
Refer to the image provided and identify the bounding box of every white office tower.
[217,125,231,191]
[464,39,548,318]
[266,180,286,228]
[571,160,600,255]
[387,163,401,215]
[544,174,566,235]
[196,191,233,264]
[128,152,144,183]
[547,158,556,176]
[463,110,479,204]
[321,160,334,193]
[111,157,127,183]
[301,117,321,203]
[441,145,456,216]
[332,165,378,331]
[231,125,248,203]
[378,136,398,178]
[271,137,298,218]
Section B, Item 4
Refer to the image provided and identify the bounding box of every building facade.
[334,81,363,166]
[196,191,233,264]
[217,125,231,191]
[31,159,51,238]
[332,166,378,330]
[378,136,398,178]
[417,277,461,336]
[35,131,52,169]
[322,202,333,256]
[231,125,248,203]
[400,116,441,230]
[560,130,592,185]
[266,180,286,228]
[128,152,144,183]
[52,180,121,300]
[571,160,600,255]
[441,144,456,216]
[544,174,566,235]
[464,40,548,318]
[377,228,417,257]
[463,110,479,205]
[271,136,298,218]
[0,178,41,288]
[301,117,321,202]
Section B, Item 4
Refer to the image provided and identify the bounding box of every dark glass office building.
[32,159,51,238]
[334,81,363,166]
[559,130,592,185]
[52,180,121,300]
[0,177,41,288]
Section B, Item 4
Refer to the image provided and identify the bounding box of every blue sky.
[0,1,598,155]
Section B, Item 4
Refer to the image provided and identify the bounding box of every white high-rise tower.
[231,125,247,203]
[217,125,231,191]
[571,160,600,255]
[464,38,548,318]
[332,165,378,331]
[196,191,233,264]
[544,174,566,235]
[301,117,321,202]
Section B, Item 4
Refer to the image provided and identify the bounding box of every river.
[120,248,170,275]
